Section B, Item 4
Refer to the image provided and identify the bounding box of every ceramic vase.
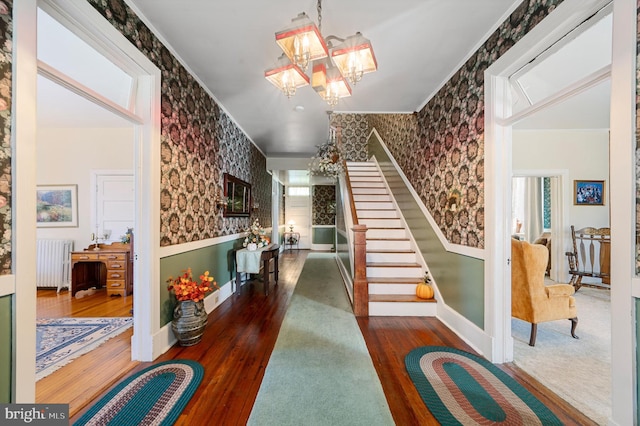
[247,243,257,251]
[171,300,207,346]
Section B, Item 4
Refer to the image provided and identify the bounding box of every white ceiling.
[37,0,611,157]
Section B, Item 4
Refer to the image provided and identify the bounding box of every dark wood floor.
[37,250,594,425]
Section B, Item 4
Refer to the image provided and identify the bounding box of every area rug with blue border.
[36,317,133,380]
[405,346,562,425]
[73,359,204,426]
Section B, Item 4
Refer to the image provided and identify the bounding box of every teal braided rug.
[405,346,562,425]
[73,360,203,426]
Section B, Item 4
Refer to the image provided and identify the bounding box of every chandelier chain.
[317,0,322,33]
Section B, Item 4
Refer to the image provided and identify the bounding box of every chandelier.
[264,0,377,107]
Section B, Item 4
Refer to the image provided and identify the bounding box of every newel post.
[352,224,368,317]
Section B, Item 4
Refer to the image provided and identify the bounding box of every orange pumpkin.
[416,283,434,299]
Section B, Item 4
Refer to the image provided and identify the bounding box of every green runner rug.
[73,359,203,426]
[405,346,562,425]
[248,253,394,425]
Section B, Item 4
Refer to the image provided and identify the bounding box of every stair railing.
[335,126,368,316]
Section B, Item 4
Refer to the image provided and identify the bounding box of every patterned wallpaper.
[88,0,271,246]
[637,0,640,274]
[313,185,336,226]
[332,0,563,249]
[0,0,10,274]
[328,113,370,162]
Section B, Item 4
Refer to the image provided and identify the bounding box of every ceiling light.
[265,0,376,106]
[264,54,310,98]
[331,32,378,86]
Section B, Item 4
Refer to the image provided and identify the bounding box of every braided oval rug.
[405,346,562,425]
[73,360,203,426]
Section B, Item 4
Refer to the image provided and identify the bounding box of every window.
[287,187,310,197]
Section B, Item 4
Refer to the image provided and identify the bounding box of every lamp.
[252,202,260,211]
[265,54,310,98]
[214,190,228,210]
[266,0,376,106]
[331,32,378,86]
[288,220,295,232]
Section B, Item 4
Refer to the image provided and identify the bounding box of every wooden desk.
[235,244,279,295]
[71,243,132,297]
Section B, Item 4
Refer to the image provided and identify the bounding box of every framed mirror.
[223,173,251,217]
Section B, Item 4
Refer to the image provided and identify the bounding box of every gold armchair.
[511,238,578,346]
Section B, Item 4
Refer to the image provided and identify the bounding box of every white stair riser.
[349,171,380,177]
[369,301,437,317]
[369,283,417,295]
[366,239,411,250]
[347,166,378,171]
[367,251,417,263]
[353,194,391,202]
[358,210,398,219]
[355,202,394,210]
[367,266,423,278]
[352,188,388,195]
[350,177,383,182]
[351,181,385,188]
[359,218,402,228]
[367,228,406,239]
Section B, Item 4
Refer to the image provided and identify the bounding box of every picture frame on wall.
[574,180,605,206]
[36,184,78,227]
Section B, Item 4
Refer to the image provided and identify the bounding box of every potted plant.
[167,268,218,346]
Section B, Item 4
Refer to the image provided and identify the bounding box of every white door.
[286,186,311,249]
[95,173,134,244]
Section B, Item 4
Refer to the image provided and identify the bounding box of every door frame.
[14,0,161,401]
[484,0,635,423]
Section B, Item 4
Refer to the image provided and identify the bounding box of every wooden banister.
[334,124,368,316]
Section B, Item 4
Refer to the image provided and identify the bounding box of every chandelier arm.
[317,0,322,33]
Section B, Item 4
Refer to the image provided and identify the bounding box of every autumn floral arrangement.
[243,219,269,248]
[167,268,219,302]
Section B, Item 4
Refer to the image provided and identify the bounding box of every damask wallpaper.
[0,0,10,275]
[328,113,369,162]
[331,0,563,249]
[636,0,640,274]
[313,185,336,226]
[88,0,271,247]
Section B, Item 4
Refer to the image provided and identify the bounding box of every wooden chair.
[565,225,610,291]
[511,238,578,346]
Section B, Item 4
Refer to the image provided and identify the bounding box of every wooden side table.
[283,232,300,252]
[235,244,279,295]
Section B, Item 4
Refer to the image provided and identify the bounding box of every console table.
[71,243,132,297]
[283,232,300,252]
[235,244,279,295]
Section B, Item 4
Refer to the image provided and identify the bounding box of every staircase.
[346,161,436,316]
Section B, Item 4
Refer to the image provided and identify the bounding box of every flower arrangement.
[167,268,218,302]
[243,219,269,248]
[309,139,344,178]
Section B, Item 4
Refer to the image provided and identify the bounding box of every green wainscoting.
[368,131,485,328]
[312,227,335,245]
[160,238,243,326]
[0,295,11,402]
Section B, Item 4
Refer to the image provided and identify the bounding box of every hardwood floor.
[36,251,594,424]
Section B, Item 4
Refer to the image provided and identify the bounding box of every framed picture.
[574,180,605,206]
[36,185,78,227]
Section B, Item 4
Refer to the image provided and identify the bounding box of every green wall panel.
[0,295,11,402]
[312,227,335,245]
[369,132,485,327]
[160,238,243,326]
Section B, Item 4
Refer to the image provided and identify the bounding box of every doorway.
[484,0,635,423]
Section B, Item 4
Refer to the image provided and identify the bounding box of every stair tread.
[367,262,422,268]
[367,277,423,283]
[369,294,436,303]
[366,237,410,241]
[367,249,415,253]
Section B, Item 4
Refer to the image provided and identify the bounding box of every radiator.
[36,239,74,292]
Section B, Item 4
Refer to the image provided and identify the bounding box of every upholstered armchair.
[511,238,578,346]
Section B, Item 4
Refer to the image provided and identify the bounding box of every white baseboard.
[436,302,493,360]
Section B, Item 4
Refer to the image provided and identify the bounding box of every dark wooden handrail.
[334,125,368,316]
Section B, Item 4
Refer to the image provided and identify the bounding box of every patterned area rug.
[405,346,561,425]
[73,360,203,426]
[36,317,133,380]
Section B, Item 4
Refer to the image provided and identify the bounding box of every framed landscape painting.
[574,180,605,206]
[36,185,78,227]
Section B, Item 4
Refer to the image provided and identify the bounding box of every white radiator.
[36,239,74,292]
